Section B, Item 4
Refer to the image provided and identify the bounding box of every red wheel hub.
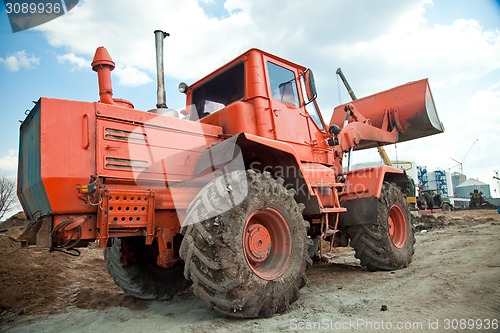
[388,204,407,248]
[245,224,272,263]
[243,208,291,280]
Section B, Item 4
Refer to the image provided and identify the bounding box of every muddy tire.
[179,170,311,318]
[442,202,452,211]
[347,182,415,271]
[105,237,191,300]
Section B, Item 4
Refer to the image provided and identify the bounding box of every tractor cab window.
[305,100,324,131]
[267,62,299,107]
[299,74,324,131]
[190,62,245,120]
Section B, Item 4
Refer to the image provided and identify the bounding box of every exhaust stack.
[154,30,169,109]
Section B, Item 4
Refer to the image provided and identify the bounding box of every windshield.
[299,74,324,131]
[190,62,245,119]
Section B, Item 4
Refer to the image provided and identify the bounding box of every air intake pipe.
[91,46,133,108]
[91,47,115,105]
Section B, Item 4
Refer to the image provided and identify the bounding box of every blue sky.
[0,0,499,198]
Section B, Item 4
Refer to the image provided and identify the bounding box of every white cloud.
[0,150,18,175]
[57,52,152,86]
[342,18,500,88]
[32,0,500,90]
[57,53,89,71]
[459,84,500,175]
[0,51,40,72]
[32,0,438,85]
[29,0,500,192]
[114,65,153,87]
[223,0,250,14]
[35,0,255,81]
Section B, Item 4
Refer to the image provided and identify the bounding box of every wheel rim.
[243,208,291,280]
[387,204,407,248]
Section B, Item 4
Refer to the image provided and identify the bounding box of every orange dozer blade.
[330,78,444,150]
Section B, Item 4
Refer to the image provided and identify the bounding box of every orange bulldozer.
[18,30,443,318]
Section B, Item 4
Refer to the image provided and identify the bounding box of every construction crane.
[450,139,478,182]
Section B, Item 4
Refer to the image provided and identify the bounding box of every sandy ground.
[0,210,499,333]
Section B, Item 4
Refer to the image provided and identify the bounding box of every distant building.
[417,166,428,191]
[451,172,466,196]
[451,171,466,186]
[422,168,450,196]
[454,178,491,198]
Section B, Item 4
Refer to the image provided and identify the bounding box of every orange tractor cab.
[18,31,444,318]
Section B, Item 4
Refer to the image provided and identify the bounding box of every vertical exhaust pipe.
[154,30,169,109]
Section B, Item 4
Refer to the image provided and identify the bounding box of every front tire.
[442,202,452,211]
[347,182,415,271]
[179,170,311,318]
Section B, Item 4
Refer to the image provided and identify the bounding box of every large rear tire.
[179,170,311,318]
[105,237,191,300]
[347,182,415,271]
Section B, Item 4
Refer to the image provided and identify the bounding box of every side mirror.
[327,125,340,146]
[304,69,317,102]
[329,125,341,136]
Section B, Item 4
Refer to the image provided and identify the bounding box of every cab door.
[264,58,311,146]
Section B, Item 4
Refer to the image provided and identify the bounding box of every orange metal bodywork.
[193,49,333,165]
[340,166,406,201]
[330,79,444,150]
[18,46,443,264]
